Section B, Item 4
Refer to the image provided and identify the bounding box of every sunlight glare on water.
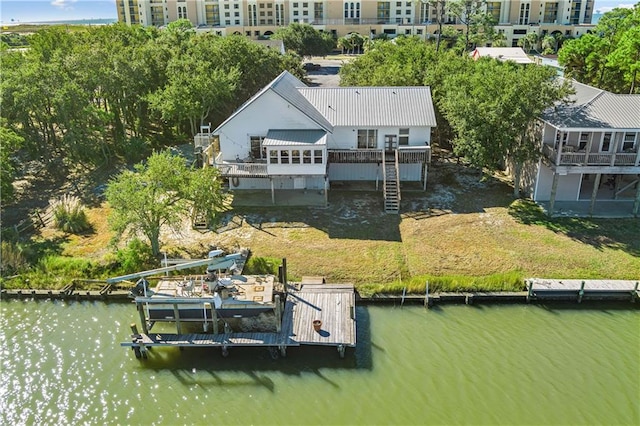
[1,300,638,425]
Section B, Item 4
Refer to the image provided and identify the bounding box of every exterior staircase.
[383,152,400,214]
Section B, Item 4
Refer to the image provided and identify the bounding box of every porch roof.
[262,129,327,147]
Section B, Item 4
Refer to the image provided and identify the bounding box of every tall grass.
[52,194,91,234]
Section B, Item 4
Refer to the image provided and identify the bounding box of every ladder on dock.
[383,152,400,214]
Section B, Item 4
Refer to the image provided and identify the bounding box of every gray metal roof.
[298,86,437,127]
[543,79,640,130]
[263,129,327,146]
[213,71,333,134]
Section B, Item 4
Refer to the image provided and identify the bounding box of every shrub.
[114,238,156,274]
[52,194,91,234]
[0,241,29,276]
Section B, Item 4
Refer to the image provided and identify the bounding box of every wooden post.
[632,282,638,302]
[526,279,533,302]
[130,323,139,335]
[270,178,275,205]
[400,286,407,307]
[609,133,620,166]
[613,174,620,200]
[275,294,282,332]
[583,133,593,165]
[423,163,428,191]
[324,177,328,207]
[590,173,601,216]
[173,304,182,335]
[281,258,287,287]
[424,281,429,308]
[633,176,640,217]
[137,302,148,334]
[548,172,559,216]
[578,280,585,303]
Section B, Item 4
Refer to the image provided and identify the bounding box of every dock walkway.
[527,278,639,302]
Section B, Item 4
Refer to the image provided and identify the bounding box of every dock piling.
[424,281,429,308]
[400,287,407,307]
[578,281,585,303]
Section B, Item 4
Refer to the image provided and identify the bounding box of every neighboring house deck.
[196,71,436,213]
[523,79,640,217]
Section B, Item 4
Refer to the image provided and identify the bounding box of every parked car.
[303,63,321,71]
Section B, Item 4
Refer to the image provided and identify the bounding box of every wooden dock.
[121,282,356,359]
[527,278,640,302]
[282,284,356,357]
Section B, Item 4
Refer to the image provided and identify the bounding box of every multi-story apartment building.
[116,1,595,47]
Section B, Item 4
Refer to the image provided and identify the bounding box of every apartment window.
[601,132,612,152]
[419,2,429,22]
[486,2,500,22]
[357,129,377,149]
[205,4,220,25]
[622,132,637,151]
[399,128,409,146]
[250,136,265,159]
[270,150,279,164]
[519,3,530,25]
[377,2,391,22]
[543,2,559,24]
[177,5,187,20]
[248,4,257,26]
[314,2,323,21]
[314,150,323,164]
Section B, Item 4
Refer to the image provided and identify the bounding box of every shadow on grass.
[508,199,640,257]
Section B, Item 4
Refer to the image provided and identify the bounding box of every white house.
[470,47,534,64]
[197,71,436,213]
[523,79,640,216]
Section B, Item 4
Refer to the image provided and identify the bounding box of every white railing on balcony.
[215,161,268,177]
[397,146,431,163]
[542,144,640,167]
[328,149,383,163]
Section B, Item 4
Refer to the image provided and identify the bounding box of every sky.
[0,0,637,24]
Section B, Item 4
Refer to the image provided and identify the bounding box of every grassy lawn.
[4,163,639,293]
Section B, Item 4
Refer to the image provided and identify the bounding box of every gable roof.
[213,71,333,134]
[471,47,534,64]
[298,86,437,127]
[214,71,437,134]
[543,79,640,130]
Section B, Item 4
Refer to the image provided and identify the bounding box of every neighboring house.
[522,80,640,216]
[196,71,435,213]
[470,47,534,64]
[252,39,286,55]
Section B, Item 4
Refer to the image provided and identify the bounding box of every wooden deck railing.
[397,146,431,163]
[542,144,640,167]
[215,162,268,177]
[328,149,383,163]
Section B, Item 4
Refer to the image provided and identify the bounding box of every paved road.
[304,57,353,87]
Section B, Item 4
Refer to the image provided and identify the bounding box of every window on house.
[399,128,409,146]
[270,149,279,164]
[555,131,568,148]
[601,132,612,152]
[303,150,312,164]
[357,129,377,149]
[250,136,265,159]
[622,132,637,151]
[313,150,323,164]
[280,150,290,164]
[578,133,589,151]
[291,150,301,164]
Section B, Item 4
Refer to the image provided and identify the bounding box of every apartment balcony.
[542,144,640,168]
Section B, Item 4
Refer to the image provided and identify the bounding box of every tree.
[517,32,540,54]
[0,125,24,203]
[558,5,639,93]
[272,23,335,57]
[105,151,224,256]
[440,59,572,197]
[446,0,491,53]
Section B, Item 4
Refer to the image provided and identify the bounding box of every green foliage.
[244,256,281,275]
[272,23,334,57]
[0,125,24,203]
[105,151,224,256]
[0,32,28,47]
[36,255,102,279]
[0,241,30,276]
[113,238,156,275]
[52,195,92,234]
[559,5,640,93]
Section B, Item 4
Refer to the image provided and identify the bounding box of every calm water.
[1,300,638,425]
